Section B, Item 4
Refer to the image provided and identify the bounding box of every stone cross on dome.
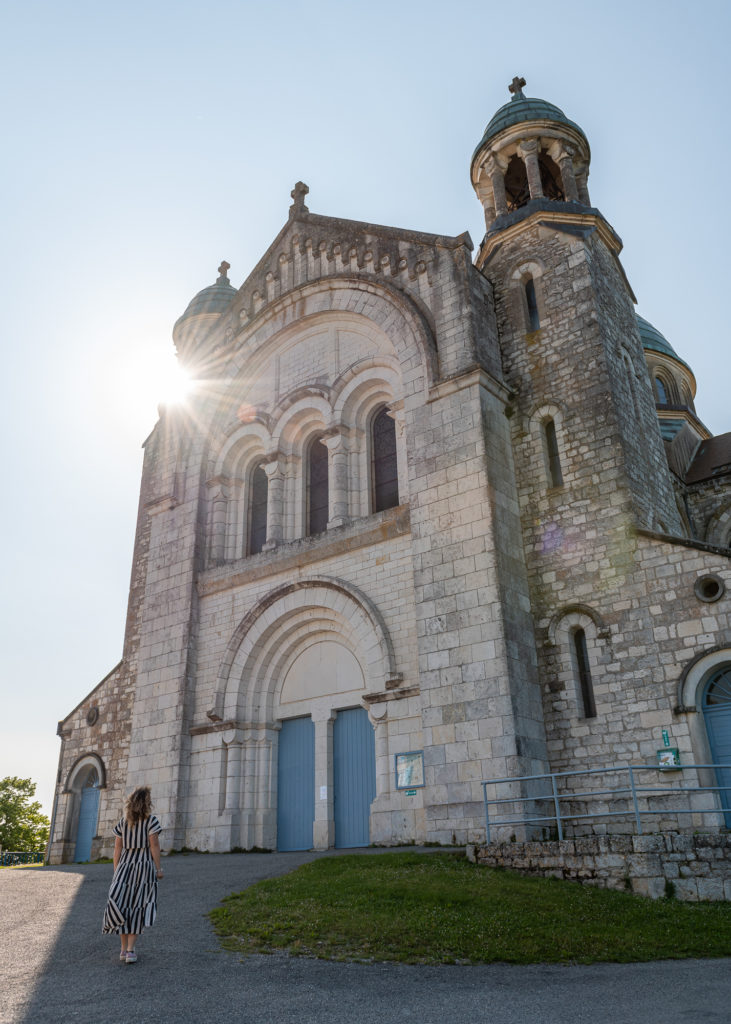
[509,76,527,99]
[217,260,230,281]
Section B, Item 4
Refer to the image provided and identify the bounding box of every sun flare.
[158,361,194,407]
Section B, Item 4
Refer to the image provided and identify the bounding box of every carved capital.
[321,428,348,453]
[516,138,536,157]
[262,454,284,479]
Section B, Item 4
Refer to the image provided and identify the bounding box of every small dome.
[474,83,588,156]
[636,314,691,372]
[174,262,236,330]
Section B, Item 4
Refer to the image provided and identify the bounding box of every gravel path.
[1,849,730,1024]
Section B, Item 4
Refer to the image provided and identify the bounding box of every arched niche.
[210,576,399,726]
[62,753,106,857]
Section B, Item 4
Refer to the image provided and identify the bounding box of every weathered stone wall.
[185,510,422,851]
[477,209,731,819]
[468,833,731,901]
[49,662,133,864]
[686,473,731,548]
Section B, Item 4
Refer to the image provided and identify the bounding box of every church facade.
[49,80,731,863]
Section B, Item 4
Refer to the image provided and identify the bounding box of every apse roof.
[636,314,692,373]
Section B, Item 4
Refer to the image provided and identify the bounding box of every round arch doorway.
[701,663,731,829]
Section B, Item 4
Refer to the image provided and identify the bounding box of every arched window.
[308,437,329,535]
[654,376,668,404]
[538,151,565,201]
[572,628,596,718]
[504,154,530,212]
[248,463,268,555]
[372,407,399,513]
[543,418,563,488]
[703,665,731,706]
[525,278,540,332]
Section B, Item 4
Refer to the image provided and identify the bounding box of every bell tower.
[471,76,592,234]
[470,79,684,622]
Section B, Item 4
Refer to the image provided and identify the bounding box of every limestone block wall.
[534,535,730,829]
[123,413,208,850]
[406,369,549,845]
[182,512,422,851]
[469,833,731,901]
[49,662,134,863]
[480,212,730,830]
[686,474,731,548]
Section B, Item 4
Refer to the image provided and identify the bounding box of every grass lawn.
[209,851,731,964]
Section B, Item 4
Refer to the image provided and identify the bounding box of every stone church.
[49,79,731,863]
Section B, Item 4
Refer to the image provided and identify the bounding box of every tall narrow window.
[573,628,596,718]
[308,437,329,535]
[544,418,563,487]
[654,376,668,404]
[372,407,399,513]
[525,277,540,331]
[248,463,268,555]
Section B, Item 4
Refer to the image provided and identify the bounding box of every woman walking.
[102,786,163,963]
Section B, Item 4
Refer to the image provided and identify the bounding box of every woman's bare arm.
[149,832,163,876]
[113,836,123,872]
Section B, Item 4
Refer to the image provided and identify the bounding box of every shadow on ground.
[2,849,730,1024]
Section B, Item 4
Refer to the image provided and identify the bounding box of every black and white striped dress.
[102,815,162,935]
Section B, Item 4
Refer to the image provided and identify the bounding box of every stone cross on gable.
[289,181,310,217]
[509,76,527,98]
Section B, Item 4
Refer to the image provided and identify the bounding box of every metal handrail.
[482,762,731,842]
[0,851,45,866]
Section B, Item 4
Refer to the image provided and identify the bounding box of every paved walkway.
[2,849,730,1024]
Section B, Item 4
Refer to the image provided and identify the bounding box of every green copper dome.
[636,314,691,372]
[473,79,588,162]
[174,262,236,330]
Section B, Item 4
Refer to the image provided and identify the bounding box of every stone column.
[222,729,244,813]
[477,174,497,229]
[557,144,580,202]
[575,164,591,206]
[486,154,508,217]
[262,454,284,549]
[518,139,544,200]
[366,704,394,846]
[312,710,335,850]
[256,726,279,851]
[322,429,349,528]
[389,401,408,504]
[208,477,229,564]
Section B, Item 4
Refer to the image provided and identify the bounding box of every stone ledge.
[467,832,731,901]
[198,505,410,597]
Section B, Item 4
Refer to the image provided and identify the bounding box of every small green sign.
[405,789,417,796]
[662,729,670,747]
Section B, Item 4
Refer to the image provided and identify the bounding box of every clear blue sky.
[1,0,729,816]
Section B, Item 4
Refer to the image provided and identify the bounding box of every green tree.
[0,777,50,852]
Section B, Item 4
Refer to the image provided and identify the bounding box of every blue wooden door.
[277,716,315,851]
[703,666,731,828]
[74,784,100,862]
[333,707,376,848]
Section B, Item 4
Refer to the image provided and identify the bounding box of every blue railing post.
[628,765,642,834]
[551,773,563,840]
[483,783,491,844]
